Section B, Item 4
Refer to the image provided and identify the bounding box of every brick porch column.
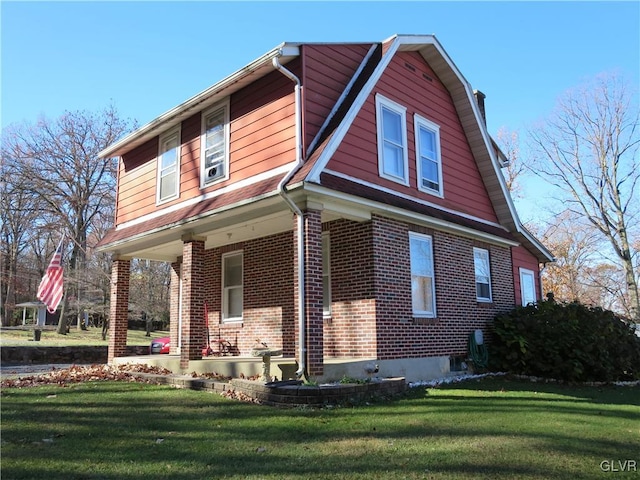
[180,235,205,370]
[294,209,324,377]
[108,256,130,363]
[169,259,181,354]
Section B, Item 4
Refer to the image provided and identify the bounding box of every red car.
[149,336,170,354]
[149,336,218,356]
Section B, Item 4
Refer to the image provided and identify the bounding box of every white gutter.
[273,55,307,380]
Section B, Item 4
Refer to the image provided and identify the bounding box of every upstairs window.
[414,114,443,196]
[409,232,436,317]
[222,251,243,322]
[157,127,180,204]
[201,100,230,187]
[474,247,492,302]
[376,94,409,185]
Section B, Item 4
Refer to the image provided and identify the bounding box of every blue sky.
[2,1,639,220]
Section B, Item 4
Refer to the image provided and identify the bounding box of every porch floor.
[111,354,380,383]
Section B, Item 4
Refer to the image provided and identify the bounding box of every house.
[97,34,553,382]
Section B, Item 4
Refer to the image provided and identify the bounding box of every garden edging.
[131,372,407,407]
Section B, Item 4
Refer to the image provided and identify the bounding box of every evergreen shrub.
[490,300,640,382]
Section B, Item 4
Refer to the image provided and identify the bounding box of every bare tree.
[496,127,526,198]
[533,211,601,303]
[0,158,40,324]
[129,259,171,335]
[528,72,640,321]
[1,105,134,332]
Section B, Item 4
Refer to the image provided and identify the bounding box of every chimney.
[473,90,486,125]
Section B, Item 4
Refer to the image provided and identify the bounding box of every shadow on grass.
[435,377,640,406]
[1,380,639,480]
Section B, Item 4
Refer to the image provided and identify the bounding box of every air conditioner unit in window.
[206,165,223,182]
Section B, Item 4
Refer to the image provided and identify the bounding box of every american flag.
[37,240,64,314]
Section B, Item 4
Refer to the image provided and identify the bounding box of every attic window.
[375,94,409,186]
[201,99,230,188]
[414,114,443,197]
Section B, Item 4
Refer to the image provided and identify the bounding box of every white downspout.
[273,55,307,379]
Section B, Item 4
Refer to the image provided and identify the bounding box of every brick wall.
[168,213,515,369]
[371,215,514,360]
[201,233,295,357]
[323,219,377,358]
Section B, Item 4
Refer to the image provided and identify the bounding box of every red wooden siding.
[117,138,158,225]
[511,245,541,305]
[114,64,299,227]
[301,44,372,151]
[326,51,499,223]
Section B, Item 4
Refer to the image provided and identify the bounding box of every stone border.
[132,373,407,407]
[1,346,147,364]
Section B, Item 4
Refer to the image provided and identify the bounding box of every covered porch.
[103,187,374,381]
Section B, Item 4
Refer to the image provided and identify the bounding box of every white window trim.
[409,231,437,318]
[474,247,492,303]
[414,113,443,197]
[221,250,243,323]
[156,126,181,205]
[322,232,332,317]
[200,99,230,189]
[519,268,536,306]
[375,94,409,186]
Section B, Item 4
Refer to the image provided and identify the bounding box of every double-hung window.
[222,252,243,322]
[414,114,443,196]
[157,127,180,204]
[376,94,409,185]
[519,268,536,306]
[409,232,436,317]
[474,247,492,302]
[201,100,230,187]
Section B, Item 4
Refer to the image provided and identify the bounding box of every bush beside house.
[490,300,640,382]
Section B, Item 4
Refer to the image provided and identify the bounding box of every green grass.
[1,378,638,479]
[0,327,168,347]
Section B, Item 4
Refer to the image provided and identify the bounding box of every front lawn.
[1,377,638,479]
[0,327,168,347]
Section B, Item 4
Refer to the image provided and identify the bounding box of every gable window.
[519,268,536,306]
[322,233,331,317]
[157,127,180,204]
[222,251,243,322]
[375,94,409,185]
[474,247,492,302]
[409,232,436,317]
[201,100,230,187]
[414,114,443,196]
